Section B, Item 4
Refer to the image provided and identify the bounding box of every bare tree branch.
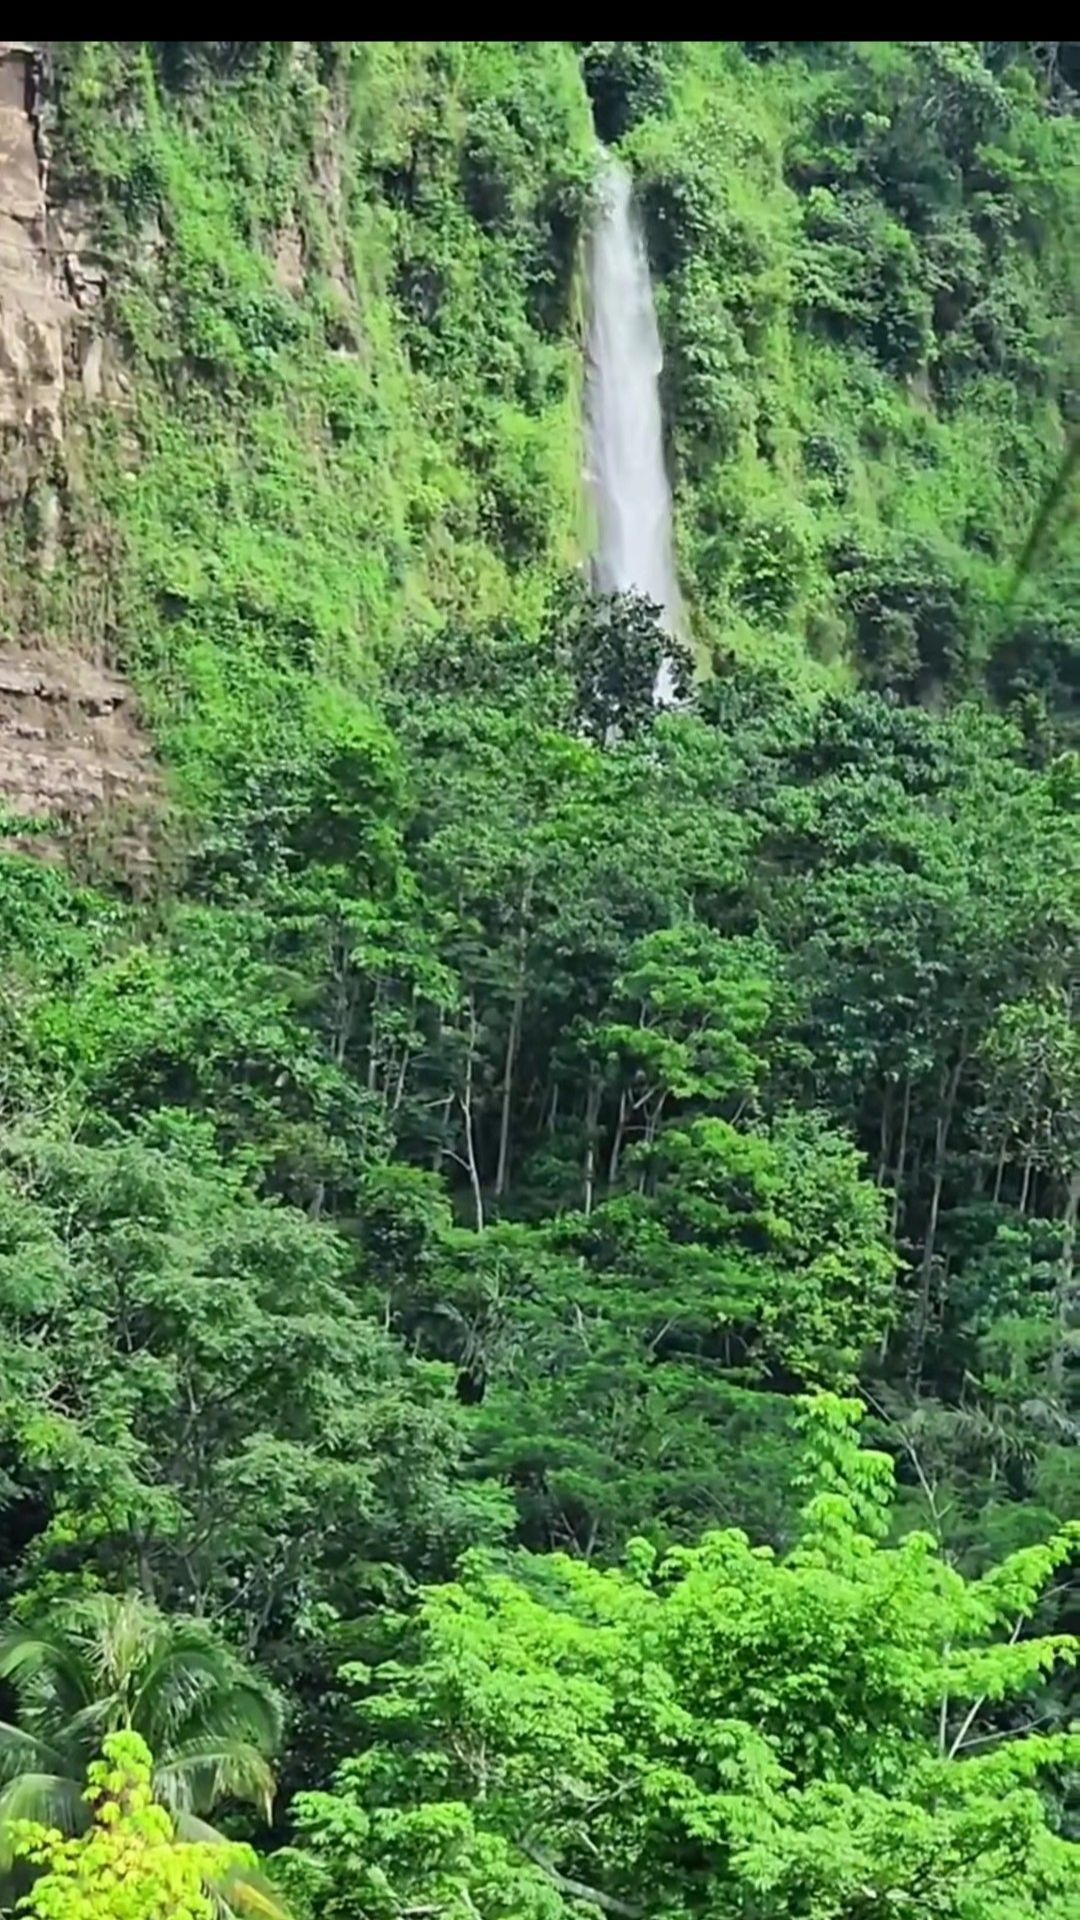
[518,1840,643,1918]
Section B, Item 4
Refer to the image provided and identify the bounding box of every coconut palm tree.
[0,1593,285,1915]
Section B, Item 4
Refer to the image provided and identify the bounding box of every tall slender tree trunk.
[327,922,357,1070]
[910,1053,963,1387]
[891,1072,912,1242]
[460,994,485,1232]
[432,1011,454,1174]
[638,1090,668,1193]
[877,1079,895,1188]
[365,976,383,1090]
[1051,1166,1080,1394]
[494,1000,520,1198]
[432,1089,454,1174]
[495,880,532,1200]
[609,1089,628,1188]
[391,1047,409,1116]
[992,1136,1008,1204]
[385,985,419,1116]
[583,1071,601,1216]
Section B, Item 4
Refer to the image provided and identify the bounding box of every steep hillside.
[618,42,1080,707]
[3,40,1078,831]
[0,41,1077,1920]
[2,41,594,822]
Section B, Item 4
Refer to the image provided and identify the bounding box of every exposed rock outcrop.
[0,645,158,858]
[0,42,157,866]
[0,40,69,501]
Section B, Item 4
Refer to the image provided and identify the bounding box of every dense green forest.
[0,38,1077,1918]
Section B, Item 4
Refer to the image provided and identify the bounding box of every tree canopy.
[0,33,1078,1920]
[284,1399,1080,1920]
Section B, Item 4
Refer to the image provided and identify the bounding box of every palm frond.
[154,1737,277,1821]
[60,1698,117,1752]
[0,1598,282,1840]
[0,1772,87,1865]
[183,1678,283,1760]
[0,1720,70,1786]
[0,1626,95,1724]
[133,1626,280,1754]
[175,1813,292,1920]
[89,1592,154,1695]
[212,1861,292,1920]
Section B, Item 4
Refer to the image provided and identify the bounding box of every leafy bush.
[581,41,670,143]
[664,260,755,465]
[834,537,979,696]
[797,187,932,374]
[734,513,812,622]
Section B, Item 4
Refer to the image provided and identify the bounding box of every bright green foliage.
[614,42,1080,706]
[284,1398,1080,1920]
[0,1595,279,1841]
[591,923,778,1128]
[979,989,1080,1198]
[0,36,1078,1915]
[487,1106,894,1553]
[12,1733,215,1920]
[0,1137,509,1635]
[6,42,595,824]
[9,1731,268,1920]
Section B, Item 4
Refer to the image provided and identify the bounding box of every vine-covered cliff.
[0,41,1076,1920]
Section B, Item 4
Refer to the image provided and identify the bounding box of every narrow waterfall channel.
[584,155,681,702]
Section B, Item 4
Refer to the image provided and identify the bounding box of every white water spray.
[585,156,681,701]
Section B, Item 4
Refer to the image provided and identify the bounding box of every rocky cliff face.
[0,40,153,857]
[0,644,156,861]
[0,43,66,495]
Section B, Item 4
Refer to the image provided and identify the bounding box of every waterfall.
[585,156,681,702]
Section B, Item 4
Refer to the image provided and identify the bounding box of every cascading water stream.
[585,155,681,702]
